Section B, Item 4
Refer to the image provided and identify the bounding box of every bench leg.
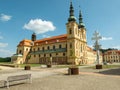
[4,81,9,88]
[6,81,9,88]
[30,77,32,83]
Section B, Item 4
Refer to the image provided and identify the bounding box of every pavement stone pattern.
[0,65,120,90]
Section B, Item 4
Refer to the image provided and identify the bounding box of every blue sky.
[0,0,120,57]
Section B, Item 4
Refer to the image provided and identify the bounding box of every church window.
[50,54,52,57]
[56,53,58,56]
[26,48,28,51]
[66,44,67,48]
[34,55,36,57]
[70,50,73,56]
[42,47,44,51]
[38,48,40,51]
[47,46,50,50]
[59,44,62,49]
[19,50,22,54]
[111,56,112,58]
[44,54,46,57]
[53,45,55,50]
[76,29,77,34]
[39,54,40,57]
[69,29,72,34]
[63,53,65,56]
[70,43,72,48]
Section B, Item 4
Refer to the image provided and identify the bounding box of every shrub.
[0,57,11,62]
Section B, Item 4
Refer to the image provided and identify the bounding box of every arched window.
[47,46,50,50]
[50,54,52,57]
[44,54,46,57]
[19,50,22,54]
[63,53,65,56]
[66,44,67,48]
[81,44,82,52]
[59,44,62,49]
[70,43,72,48]
[38,48,40,51]
[26,48,28,51]
[34,48,35,51]
[53,45,55,50]
[42,47,44,51]
[69,29,72,34]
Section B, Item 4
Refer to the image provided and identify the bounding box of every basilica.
[11,2,102,65]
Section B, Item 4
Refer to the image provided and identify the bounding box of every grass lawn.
[0,62,41,68]
[0,62,12,64]
[54,65,70,68]
[54,64,86,68]
[86,64,120,69]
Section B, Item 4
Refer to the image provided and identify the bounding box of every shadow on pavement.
[98,68,120,76]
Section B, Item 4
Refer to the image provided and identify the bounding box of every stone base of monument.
[96,64,102,69]
[68,67,79,75]
[47,64,52,68]
[24,65,31,70]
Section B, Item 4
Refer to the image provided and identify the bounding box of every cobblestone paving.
[0,66,120,90]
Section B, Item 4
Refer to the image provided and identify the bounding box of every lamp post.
[92,31,102,69]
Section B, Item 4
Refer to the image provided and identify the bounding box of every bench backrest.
[7,74,31,82]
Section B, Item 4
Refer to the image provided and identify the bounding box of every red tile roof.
[34,34,67,45]
[17,39,33,47]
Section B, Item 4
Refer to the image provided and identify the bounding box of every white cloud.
[0,14,12,21]
[42,34,51,38]
[112,46,120,49]
[23,19,56,34]
[101,37,113,41]
[0,49,14,57]
[0,43,8,47]
[88,45,93,49]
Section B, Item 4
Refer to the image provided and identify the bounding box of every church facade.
[11,2,103,65]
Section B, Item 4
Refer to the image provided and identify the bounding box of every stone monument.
[92,31,102,69]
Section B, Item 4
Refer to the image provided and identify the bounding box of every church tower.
[31,32,36,41]
[66,1,79,64]
[78,10,87,64]
[66,1,87,65]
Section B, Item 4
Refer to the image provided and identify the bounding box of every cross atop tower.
[92,31,102,42]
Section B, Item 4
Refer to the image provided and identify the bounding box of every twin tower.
[66,2,87,64]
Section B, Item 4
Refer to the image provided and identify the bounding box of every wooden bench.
[5,74,32,88]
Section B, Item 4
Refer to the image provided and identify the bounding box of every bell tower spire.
[31,32,36,41]
[68,1,76,22]
[78,9,85,28]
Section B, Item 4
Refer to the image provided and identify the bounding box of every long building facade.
[11,2,103,65]
[103,50,120,63]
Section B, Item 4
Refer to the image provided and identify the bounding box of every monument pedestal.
[24,65,31,70]
[47,64,52,68]
[68,67,79,75]
[96,64,102,69]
